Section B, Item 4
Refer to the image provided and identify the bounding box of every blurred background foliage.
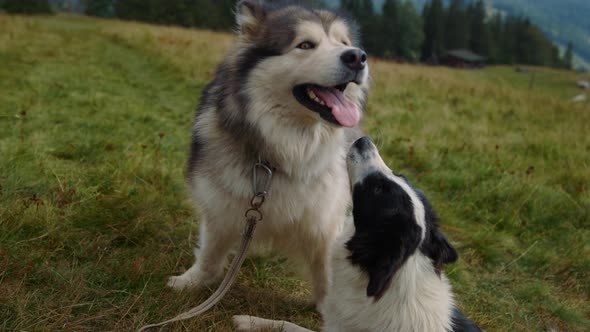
[0,0,581,70]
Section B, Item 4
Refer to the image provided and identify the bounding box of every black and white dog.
[235,137,481,332]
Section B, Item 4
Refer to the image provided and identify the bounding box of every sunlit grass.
[1,14,588,331]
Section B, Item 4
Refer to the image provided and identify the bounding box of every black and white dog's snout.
[347,136,387,187]
[349,136,378,163]
[352,136,374,153]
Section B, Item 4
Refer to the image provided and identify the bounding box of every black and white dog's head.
[346,137,458,300]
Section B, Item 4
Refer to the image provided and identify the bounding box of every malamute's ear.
[236,0,267,37]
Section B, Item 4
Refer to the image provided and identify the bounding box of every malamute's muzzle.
[293,48,367,128]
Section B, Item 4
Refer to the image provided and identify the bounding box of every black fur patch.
[219,47,282,159]
[236,47,282,79]
[450,307,483,332]
[187,78,218,176]
[187,130,205,176]
[346,172,422,300]
[260,1,361,47]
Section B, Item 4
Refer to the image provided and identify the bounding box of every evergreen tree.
[421,0,445,63]
[340,0,362,15]
[113,0,235,31]
[51,0,85,12]
[514,18,532,64]
[444,0,469,50]
[84,0,114,17]
[490,14,564,68]
[202,0,235,30]
[564,42,574,70]
[381,0,400,58]
[396,0,423,61]
[550,44,563,69]
[358,0,378,54]
[468,0,489,56]
[153,0,189,26]
[2,0,53,14]
[341,0,380,55]
[501,15,518,64]
[487,12,503,63]
[524,25,548,66]
[359,0,373,17]
[115,0,151,22]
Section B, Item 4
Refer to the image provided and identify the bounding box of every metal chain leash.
[137,160,273,331]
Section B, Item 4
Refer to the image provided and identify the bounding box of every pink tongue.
[312,86,360,128]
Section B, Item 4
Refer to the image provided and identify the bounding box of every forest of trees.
[0,0,575,70]
[343,0,571,68]
[0,0,53,14]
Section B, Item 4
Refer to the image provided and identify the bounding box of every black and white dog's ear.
[349,211,422,301]
[236,0,267,37]
[347,231,415,301]
[415,189,458,274]
[428,229,458,275]
[367,247,409,302]
[366,254,404,300]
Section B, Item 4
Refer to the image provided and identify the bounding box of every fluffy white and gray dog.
[234,137,482,332]
[167,0,369,303]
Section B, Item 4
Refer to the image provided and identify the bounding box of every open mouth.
[292,82,360,128]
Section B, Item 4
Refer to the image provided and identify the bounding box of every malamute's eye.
[297,41,316,50]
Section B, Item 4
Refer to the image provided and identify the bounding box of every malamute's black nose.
[341,49,367,71]
[353,136,373,152]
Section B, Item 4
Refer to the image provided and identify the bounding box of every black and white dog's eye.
[297,41,316,50]
[374,185,383,195]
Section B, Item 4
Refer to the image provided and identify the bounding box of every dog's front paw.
[166,275,198,291]
[233,315,256,332]
[166,268,221,291]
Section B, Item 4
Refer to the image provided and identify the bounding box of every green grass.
[1,14,589,331]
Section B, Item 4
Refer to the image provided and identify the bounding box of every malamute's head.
[230,0,369,128]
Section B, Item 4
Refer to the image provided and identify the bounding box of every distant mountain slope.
[325,0,590,68]
[489,0,590,69]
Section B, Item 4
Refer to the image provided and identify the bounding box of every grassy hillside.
[1,14,589,331]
